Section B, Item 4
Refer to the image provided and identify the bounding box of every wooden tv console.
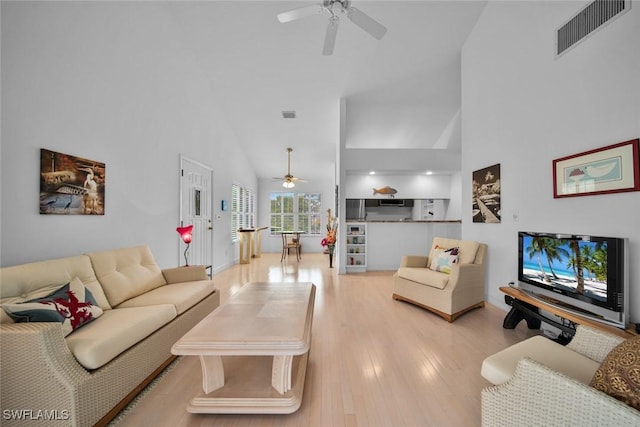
[500,286,635,339]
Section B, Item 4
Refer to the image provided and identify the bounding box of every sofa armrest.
[482,357,640,426]
[162,265,208,284]
[399,255,429,268]
[567,325,626,363]
[1,322,92,417]
[448,263,484,291]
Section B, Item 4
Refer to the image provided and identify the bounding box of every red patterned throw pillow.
[590,335,640,410]
[2,277,103,336]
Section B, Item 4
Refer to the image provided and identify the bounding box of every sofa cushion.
[428,246,459,274]
[590,336,640,410]
[481,335,601,385]
[65,304,177,370]
[430,238,479,265]
[2,277,103,336]
[117,280,215,315]
[397,267,449,290]
[0,254,111,313]
[87,245,167,307]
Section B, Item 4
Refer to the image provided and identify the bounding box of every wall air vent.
[556,0,631,57]
[282,110,296,119]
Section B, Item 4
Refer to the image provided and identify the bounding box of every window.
[231,184,255,242]
[270,192,321,235]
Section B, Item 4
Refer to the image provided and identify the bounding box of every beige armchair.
[392,237,487,322]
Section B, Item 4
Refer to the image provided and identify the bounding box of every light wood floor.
[115,253,537,427]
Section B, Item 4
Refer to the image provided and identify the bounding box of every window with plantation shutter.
[231,184,255,242]
[269,192,321,235]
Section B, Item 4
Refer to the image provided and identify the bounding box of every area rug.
[107,356,182,426]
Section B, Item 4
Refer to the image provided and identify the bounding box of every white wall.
[366,222,461,270]
[343,148,461,176]
[447,171,462,220]
[1,2,257,270]
[462,2,640,321]
[344,174,452,199]
[257,178,336,254]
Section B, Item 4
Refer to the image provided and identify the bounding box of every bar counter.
[346,220,461,223]
[344,220,461,271]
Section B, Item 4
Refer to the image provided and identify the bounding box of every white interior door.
[180,156,213,268]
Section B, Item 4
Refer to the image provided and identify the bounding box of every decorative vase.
[328,245,335,268]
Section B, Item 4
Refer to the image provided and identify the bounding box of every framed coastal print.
[553,139,640,198]
[40,149,105,215]
[472,163,501,223]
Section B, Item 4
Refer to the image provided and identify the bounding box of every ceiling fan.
[273,148,307,188]
[277,0,387,56]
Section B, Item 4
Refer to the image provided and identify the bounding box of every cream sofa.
[481,325,640,426]
[0,245,220,427]
[392,237,487,322]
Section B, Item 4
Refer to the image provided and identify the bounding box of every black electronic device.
[517,231,628,329]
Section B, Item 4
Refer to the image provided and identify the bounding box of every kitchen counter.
[342,221,461,271]
[346,219,461,223]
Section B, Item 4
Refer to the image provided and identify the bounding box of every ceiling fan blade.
[347,7,387,40]
[277,4,324,23]
[322,16,339,56]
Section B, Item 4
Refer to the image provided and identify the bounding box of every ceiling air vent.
[556,0,631,57]
[282,110,296,119]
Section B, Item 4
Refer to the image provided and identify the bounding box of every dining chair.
[281,233,302,262]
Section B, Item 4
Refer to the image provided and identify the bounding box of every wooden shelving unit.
[346,223,366,273]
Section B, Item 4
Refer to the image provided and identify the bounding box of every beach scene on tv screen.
[521,235,607,303]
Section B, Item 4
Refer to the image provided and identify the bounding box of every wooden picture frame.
[472,163,501,223]
[40,149,105,215]
[553,139,640,198]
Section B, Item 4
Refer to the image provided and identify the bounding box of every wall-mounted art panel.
[40,149,105,215]
[553,139,640,198]
[472,163,501,223]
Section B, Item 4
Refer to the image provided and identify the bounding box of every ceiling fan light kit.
[277,0,387,56]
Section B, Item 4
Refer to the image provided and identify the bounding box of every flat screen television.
[517,231,628,328]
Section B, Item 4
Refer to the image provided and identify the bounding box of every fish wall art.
[373,186,397,197]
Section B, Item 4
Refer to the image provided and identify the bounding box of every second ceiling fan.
[277,0,387,56]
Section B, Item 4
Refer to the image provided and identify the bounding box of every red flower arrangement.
[321,209,338,251]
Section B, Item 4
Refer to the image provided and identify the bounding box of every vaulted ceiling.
[164,1,487,181]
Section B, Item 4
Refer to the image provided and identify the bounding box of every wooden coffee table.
[171,282,316,414]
